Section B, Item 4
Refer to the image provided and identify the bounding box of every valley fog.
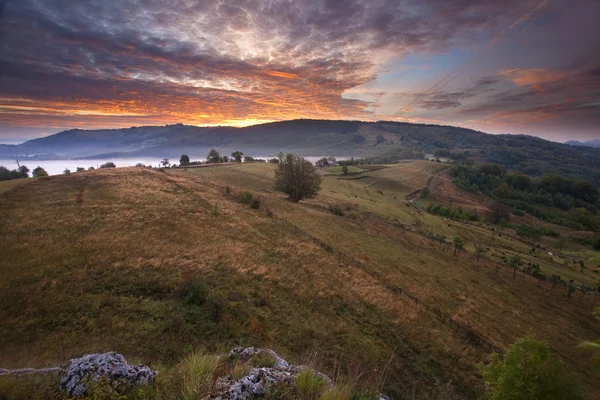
[0,156,348,176]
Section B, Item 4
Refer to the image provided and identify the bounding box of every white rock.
[59,352,154,396]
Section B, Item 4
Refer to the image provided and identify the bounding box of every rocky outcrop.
[212,347,334,399]
[59,352,154,397]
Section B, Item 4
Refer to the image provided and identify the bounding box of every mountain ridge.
[4,119,600,185]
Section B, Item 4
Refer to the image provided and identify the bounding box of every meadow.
[0,162,599,399]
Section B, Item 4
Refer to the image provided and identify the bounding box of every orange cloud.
[500,68,566,91]
[265,70,299,79]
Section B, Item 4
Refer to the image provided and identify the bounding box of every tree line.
[450,162,600,230]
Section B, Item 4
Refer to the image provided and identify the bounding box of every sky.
[0,0,599,144]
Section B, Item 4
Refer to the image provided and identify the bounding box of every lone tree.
[480,337,583,400]
[32,166,48,177]
[231,151,244,163]
[207,149,221,163]
[180,154,190,165]
[509,255,522,277]
[274,154,322,202]
[342,165,349,175]
[160,158,170,168]
[474,241,486,262]
[453,236,464,256]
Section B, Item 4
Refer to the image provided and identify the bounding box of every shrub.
[240,191,253,205]
[182,279,210,306]
[479,336,583,400]
[32,166,48,177]
[225,186,231,196]
[99,162,116,169]
[328,204,344,216]
[250,198,261,209]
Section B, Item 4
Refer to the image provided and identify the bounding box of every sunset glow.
[0,0,599,142]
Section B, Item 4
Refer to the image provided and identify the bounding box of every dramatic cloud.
[0,0,599,141]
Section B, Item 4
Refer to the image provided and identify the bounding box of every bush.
[32,166,48,177]
[182,279,210,306]
[480,337,583,400]
[99,162,116,169]
[328,204,344,216]
[240,191,253,205]
[250,198,261,209]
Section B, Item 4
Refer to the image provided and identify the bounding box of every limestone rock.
[214,367,294,399]
[59,352,154,396]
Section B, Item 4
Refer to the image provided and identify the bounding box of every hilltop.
[1,163,599,398]
[5,119,600,185]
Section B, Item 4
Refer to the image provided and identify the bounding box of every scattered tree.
[342,165,349,175]
[161,158,170,168]
[550,274,562,291]
[274,154,322,202]
[99,162,116,169]
[453,236,464,256]
[19,165,30,178]
[420,187,430,199]
[566,280,576,298]
[63,169,71,175]
[480,336,583,400]
[509,255,522,277]
[180,154,190,165]
[32,166,48,177]
[88,166,95,170]
[474,242,486,262]
[76,167,85,172]
[231,151,244,163]
[222,155,229,163]
[207,149,221,163]
[244,156,255,163]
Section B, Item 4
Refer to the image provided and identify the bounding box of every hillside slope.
[2,167,599,398]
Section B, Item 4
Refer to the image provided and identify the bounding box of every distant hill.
[565,139,600,148]
[4,119,600,185]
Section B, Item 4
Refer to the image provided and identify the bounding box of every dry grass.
[0,167,479,399]
[186,163,600,398]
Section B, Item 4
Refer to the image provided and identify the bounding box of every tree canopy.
[480,337,583,400]
[32,166,48,177]
[207,149,221,163]
[274,154,322,202]
[231,151,243,163]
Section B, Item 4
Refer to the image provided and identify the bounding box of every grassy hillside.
[1,165,599,398]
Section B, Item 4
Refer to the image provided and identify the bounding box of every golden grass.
[0,167,483,398]
[186,163,600,398]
